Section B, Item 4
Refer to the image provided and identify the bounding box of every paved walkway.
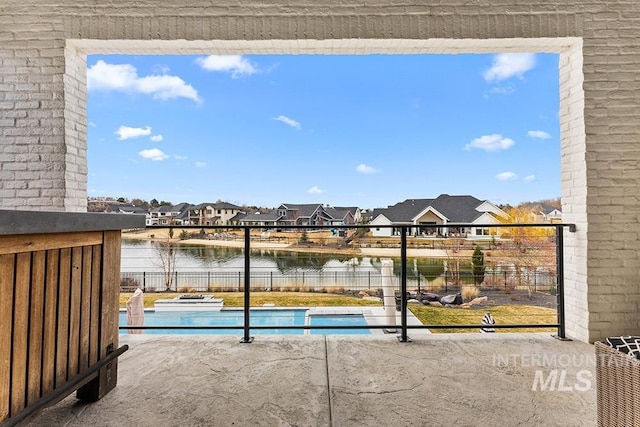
[30,334,596,426]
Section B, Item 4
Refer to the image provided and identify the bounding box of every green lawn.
[120,291,382,309]
[120,291,557,333]
[408,304,557,333]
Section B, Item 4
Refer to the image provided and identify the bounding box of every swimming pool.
[119,308,370,335]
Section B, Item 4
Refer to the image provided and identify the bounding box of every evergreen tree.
[472,245,486,286]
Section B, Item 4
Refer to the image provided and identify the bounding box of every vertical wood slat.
[96,231,121,399]
[102,231,121,353]
[10,253,30,417]
[55,248,71,389]
[89,245,102,366]
[67,247,83,378]
[41,250,59,396]
[0,254,15,422]
[79,246,93,372]
[27,251,46,406]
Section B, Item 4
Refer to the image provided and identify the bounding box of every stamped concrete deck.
[29,334,596,426]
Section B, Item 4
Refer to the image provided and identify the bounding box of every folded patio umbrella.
[126,288,145,334]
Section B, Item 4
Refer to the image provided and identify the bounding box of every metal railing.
[119,223,576,342]
[120,269,557,294]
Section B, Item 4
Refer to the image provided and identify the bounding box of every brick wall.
[1,0,639,342]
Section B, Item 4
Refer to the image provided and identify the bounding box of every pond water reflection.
[121,239,451,277]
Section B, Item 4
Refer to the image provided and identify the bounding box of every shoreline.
[123,230,453,258]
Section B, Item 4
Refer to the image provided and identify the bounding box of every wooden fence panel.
[0,210,142,424]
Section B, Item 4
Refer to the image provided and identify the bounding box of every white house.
[187,202,245,226]
[369,194,509,238]
[533,203,563,223]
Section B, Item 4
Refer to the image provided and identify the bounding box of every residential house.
[236,204,362,229]
[105,203,147,215]
[324,206,362,225]
[276,203,334,227]
[235,210,283,227]
[145,202,191,226]
[532,203,563,223]
[187,202,245,226]
[369,194,509,238]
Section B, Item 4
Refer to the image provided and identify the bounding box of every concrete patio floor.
[29,334,596,426]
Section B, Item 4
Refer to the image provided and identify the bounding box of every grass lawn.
[119,291,557,333]
[408,304,557,333]
[119,291,382,309]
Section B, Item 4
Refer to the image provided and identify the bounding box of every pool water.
[119,309,370,335]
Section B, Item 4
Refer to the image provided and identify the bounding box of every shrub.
[461,286,480,302]
[428,277,446,292]
[120,277,140,292]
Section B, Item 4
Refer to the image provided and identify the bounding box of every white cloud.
[465,134,515,152]
[528,130,551,139]
[356,164,378,174]
[88,121,97,127]
[138,148,169,161]
[150,134,163,142]
[195,161,206,168]
[273,115,301,130]
[116,125,151,140]
[87,60,200,102]
[483,53,536,82]
[523,174,536,183]
[496,172,518,181]
[174,155,188,160]
[196,55,257,78]
[152,64,171,74]
[489,84,516,95]
[308,186,325,194]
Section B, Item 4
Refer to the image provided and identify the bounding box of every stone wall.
[1,0,639,342]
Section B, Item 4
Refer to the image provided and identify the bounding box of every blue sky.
[87,53,559,209]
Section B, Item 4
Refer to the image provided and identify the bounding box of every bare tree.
[442,238,463,287]
[497,207,556,297]
[153,228,178,291]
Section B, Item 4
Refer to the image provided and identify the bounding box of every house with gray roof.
[106,203,147,215]
[235,210,283,227]
[237,204,361,229]
[533,203,562,223]
[324,206,362,225]
[369,194,509,238]
[276,203,334,227]
[146,202,191,226]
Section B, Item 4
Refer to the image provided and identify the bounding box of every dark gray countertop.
[0,210,146,235]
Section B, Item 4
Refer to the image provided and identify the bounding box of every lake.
[120,239,453,292]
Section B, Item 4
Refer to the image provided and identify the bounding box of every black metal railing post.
[240,226,253,343]
[553,225,569,341]
[399,226,410,342]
